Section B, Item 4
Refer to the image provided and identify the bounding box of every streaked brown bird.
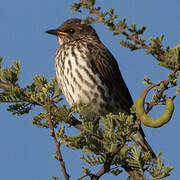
[46,18,155,157]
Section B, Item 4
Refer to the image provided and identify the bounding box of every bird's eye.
[67,28,75,34]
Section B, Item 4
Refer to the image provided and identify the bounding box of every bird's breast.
[55,44,114,117]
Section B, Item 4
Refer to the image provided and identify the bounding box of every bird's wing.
[87,42,157,156]
[89,42,147,137]
[88,41,134,114]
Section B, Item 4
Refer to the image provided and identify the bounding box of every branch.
[145,79,173,112]
[44,99,70,180]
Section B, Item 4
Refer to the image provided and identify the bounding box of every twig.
[44,100,70,180]
[78,174,90,180]
[143,79,172,112]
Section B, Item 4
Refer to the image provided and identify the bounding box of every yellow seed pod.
[136,90,174,128]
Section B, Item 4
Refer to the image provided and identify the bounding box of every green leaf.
[149,153,174,179]
[0,60,21,84]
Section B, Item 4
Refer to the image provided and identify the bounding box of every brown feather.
[88,41,134,114]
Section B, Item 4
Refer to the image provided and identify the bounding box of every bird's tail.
[132,130,156,158]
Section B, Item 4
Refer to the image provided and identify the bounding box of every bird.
[46,18,155,158]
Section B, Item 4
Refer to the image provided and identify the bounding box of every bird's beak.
[46,29,68,36]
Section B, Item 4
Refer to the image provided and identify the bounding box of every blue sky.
[1,0,180,179]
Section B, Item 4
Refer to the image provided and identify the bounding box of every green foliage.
[57,113,133,153]
[71,0,95,12]
[0,58,20,85]
[79,144,174,179]
[143,75,153,85]
[7,102,33,116]
[0,60,64,124]
[101,113,134,144]
[149,153,174,179]
[113,18,127,35]
[127,146,151,172]
[128,24,147,36]
[56,111,174,179]
[0,87,26,103]
[57,127,87,149]
[57,112,134,174]
[161,45,180,70]
[125,146,174,179]
[81,155,106,166]
[147,35,165,55]
[71,3,82,12]
[120,40,139,51]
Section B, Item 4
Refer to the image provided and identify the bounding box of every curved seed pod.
[136,86,174,128]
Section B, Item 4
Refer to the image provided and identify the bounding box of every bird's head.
[46,18,99,45]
